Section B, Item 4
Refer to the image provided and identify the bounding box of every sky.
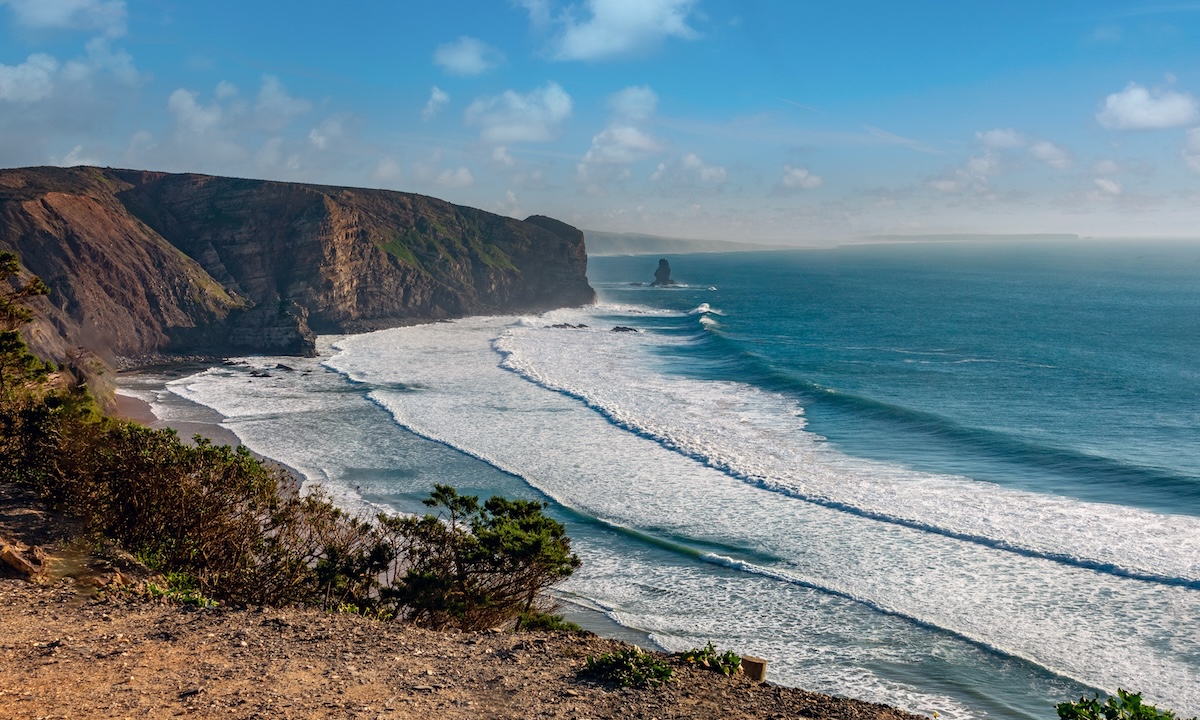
[4,0,1200,243]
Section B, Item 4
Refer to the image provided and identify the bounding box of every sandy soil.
[0,483,923,720]
[0,577,923,720]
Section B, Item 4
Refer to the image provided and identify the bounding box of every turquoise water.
[134,240,1200,719]
[588,241,1200,516]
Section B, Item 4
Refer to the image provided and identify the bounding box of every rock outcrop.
[651,258,675,286]
[0,167,595,361]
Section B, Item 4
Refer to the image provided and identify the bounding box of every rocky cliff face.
[0,167,594,362]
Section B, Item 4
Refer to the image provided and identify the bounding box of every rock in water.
[651,258,675,286]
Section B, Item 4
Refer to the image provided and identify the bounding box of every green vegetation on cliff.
[0,253,579,629]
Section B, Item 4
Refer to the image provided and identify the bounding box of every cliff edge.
[0,167,595,362]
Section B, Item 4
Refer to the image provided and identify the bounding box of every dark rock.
[651,258,675,286]
[611,326,639,333]
[274,363,296,372]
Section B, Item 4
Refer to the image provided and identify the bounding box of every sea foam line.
[336,366,1104,693]
[493,321,1200,588]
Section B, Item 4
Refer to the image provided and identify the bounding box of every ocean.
[120,240,1200,719]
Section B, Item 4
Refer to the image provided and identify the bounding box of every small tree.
[382,485,580,630]
[0,251,52,400]
[0,250,49,332]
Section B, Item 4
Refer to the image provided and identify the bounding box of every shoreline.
[111,368,658,650]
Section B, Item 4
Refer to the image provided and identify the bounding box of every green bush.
[516,609,582,632]
[583,647,674,688]
[1057,689,1196,720]
[380,484,580,631]
[679,641,742,676]
[145,571,219,608]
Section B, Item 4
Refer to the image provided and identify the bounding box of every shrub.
[516,609,582,632]
[145,571,219,608]
[1057,689,1196,720]
[380,484,580,631]
[583,648,674,688]
[679,641,742,676]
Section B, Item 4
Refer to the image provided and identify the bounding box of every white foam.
[142,314,1200,715]
[321,313,1200,714]
[496,307,1200,586]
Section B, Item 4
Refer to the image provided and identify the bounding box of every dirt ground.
[0,482,923,720]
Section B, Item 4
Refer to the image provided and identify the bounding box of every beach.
[93,242,1200,719]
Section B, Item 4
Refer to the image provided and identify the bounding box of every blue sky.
[4,0,1200,242]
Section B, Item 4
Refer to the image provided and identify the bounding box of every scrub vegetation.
[0,251,579,630]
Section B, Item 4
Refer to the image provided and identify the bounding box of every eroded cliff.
[0,167,594,362]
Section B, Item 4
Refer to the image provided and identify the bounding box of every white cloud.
[609,85,657,120]
[52,143,99,166]
[977,128,1025,148]
[433,36,503,76]
[435,166,475,188]
[422,86,450,121]
[491,145,515,166]
[1029,140,1072,169]
[1096,83,1199,130]
[1094,177,1122,195]
[0,0,126,37]
[0,53,59,103]
[781,164,823,190]
[579,84,666,170]
[307,117,344,150]
[515,0,552,27]
[1093,159,1119,175]
[167,88,223,134]
[255,75,311,131]
[215,80,238,100]
[581,125,663,164]
[681,152,726,183]
[369,157,404,185]
[489,190,523,219]
[0,39,142,166]
[465,82,572,144]
[1183,128,1200,174]
[934,129,1071,193]
[155,76,315,172]
[530,0,700,61]
[256,136,301,172]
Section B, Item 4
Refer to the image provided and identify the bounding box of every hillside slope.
[0,167,594,361]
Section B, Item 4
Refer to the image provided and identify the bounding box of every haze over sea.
[121,240,1200,720]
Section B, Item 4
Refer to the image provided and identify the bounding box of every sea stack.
[651,258,675,286]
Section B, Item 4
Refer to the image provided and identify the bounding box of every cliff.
[0,166,595,362]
